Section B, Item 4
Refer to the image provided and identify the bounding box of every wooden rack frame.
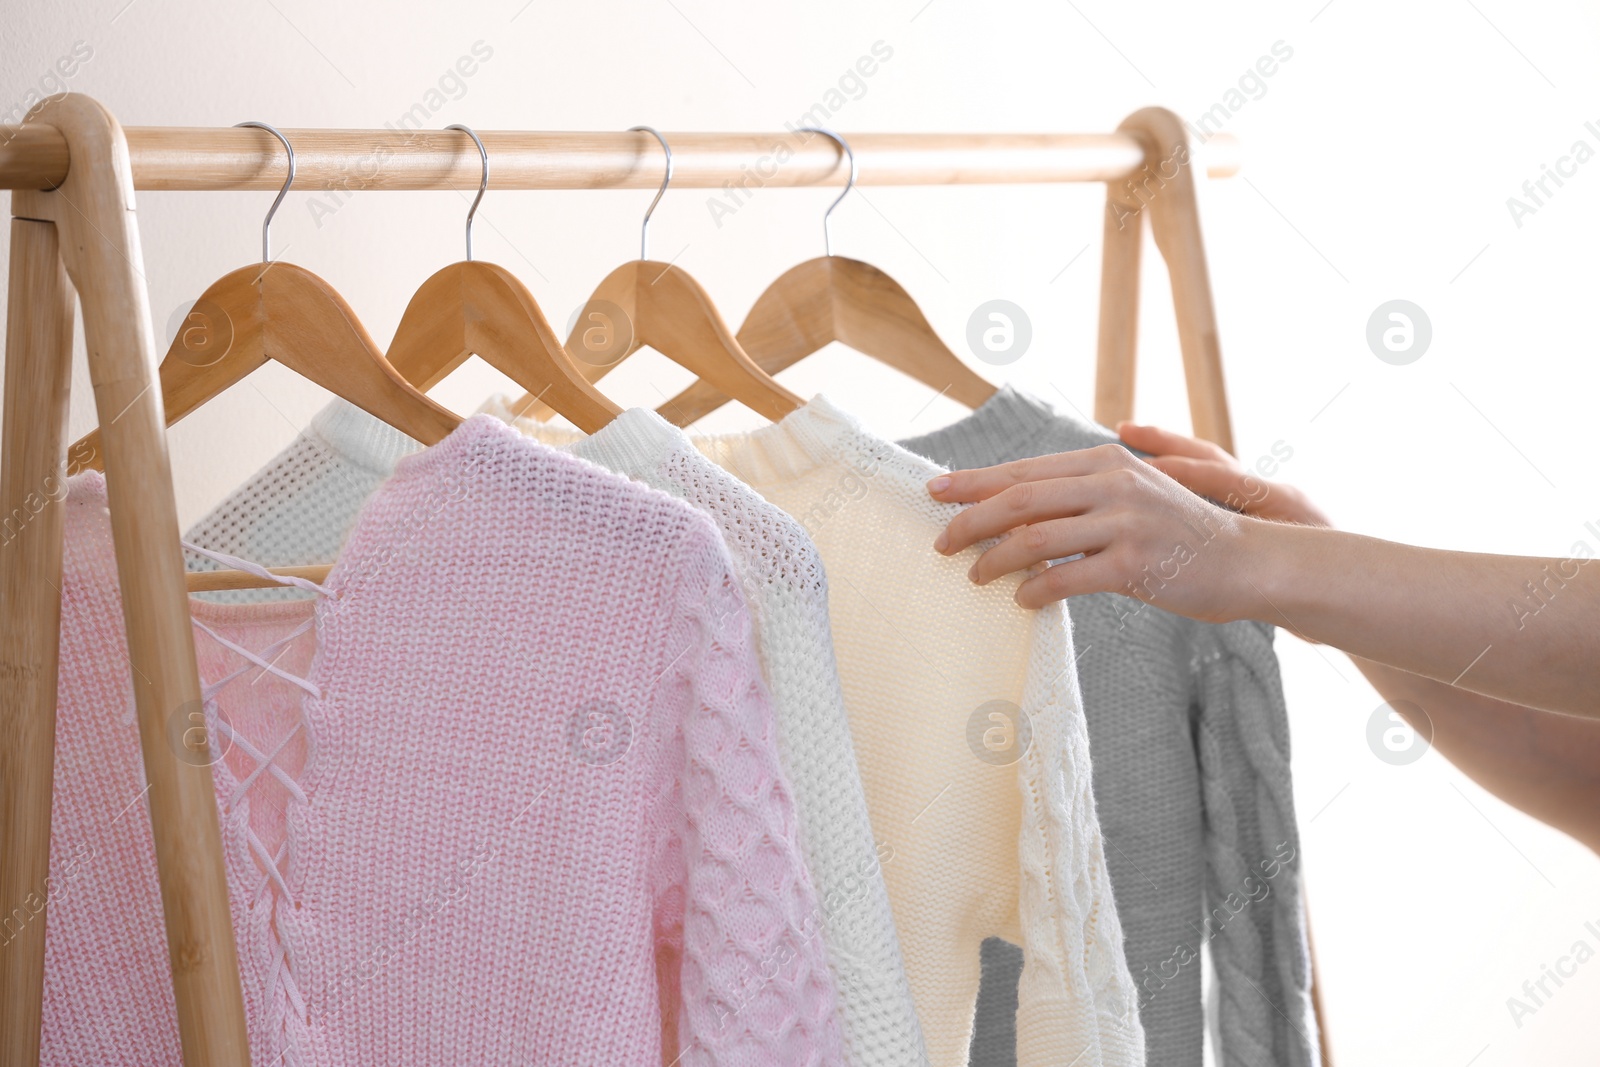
[0,94,1258,1066]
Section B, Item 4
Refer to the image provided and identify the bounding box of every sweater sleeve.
[762,603,929,1067]
[1013,601,1147,1067]
[1194,620,1319,1067]
[657,526,845,1067]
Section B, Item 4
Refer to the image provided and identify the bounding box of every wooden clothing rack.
[0,94,1290,1067]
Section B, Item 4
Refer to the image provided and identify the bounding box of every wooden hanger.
[507,126,801,425]
[385,126,621,432]
[661,127,995,425]
[64,122,460,590]
[65,263,460,476]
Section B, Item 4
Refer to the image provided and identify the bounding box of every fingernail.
[933,531,949,553]
[927,475,951,494]
[967,563,979,583]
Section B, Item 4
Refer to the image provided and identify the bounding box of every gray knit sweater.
[900,387,1318,1067]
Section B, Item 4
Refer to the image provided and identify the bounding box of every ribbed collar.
[686,394,865,488]
[309,398,424,475]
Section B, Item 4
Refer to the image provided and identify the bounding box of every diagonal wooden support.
[3,93,251,1067]
[1095,106,1234,455]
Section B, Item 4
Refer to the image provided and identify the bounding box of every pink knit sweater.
[39,415,843,1066]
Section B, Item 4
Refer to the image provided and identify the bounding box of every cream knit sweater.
[685,398,1142,1067]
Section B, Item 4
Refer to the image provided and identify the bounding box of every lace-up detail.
[183,541,335,1061]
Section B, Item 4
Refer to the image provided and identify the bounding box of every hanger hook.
[234,121,295,264]
[629,125,672,261]
[445,124,489,262]
[796,126,856,258]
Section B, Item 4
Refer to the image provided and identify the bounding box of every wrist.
[1220,516,1304,626]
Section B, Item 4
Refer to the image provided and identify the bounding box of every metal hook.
[234,121,295,264]
[796,126,856,257]
[628,125,672,261]
[445,124,489,262]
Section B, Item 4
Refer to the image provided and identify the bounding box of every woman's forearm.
[1348,655,1600,852]
[1242,520,1600,717]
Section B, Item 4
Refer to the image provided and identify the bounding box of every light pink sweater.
[38,415,843,1066]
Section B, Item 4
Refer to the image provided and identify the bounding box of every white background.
[4,1,1599,1063]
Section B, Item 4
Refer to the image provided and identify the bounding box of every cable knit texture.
[42,416,844,1066]
[479,398,929,1067]
[900,386,1318,1067]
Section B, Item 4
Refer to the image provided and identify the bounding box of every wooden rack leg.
[1094,166,1144,430]
[0,216,75,1067]
[11,94,251,1067]
[1105,107,1235,455]
[1100,105,1329,1061]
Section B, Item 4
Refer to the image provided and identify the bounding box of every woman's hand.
[1115,422,1332,528]
[928,441,1258,617]
[928,426,1600,717]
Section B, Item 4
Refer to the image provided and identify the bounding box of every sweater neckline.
[309,398,424,474]
[684,394,866,486]
[294,389,1094,502]
[481,393,870,487]
[477,397,693,485]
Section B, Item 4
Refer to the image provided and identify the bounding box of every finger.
[1116,422,1231,463]
[936,470,1118,556]
[1142,454,1256,507]
[1013,552,1128,609]
[926,443,1131,505]
[968,515,1114,586]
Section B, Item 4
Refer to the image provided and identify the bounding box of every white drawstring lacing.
[182,540,337,1041]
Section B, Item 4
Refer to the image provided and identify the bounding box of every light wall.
[4,1,1600,1063]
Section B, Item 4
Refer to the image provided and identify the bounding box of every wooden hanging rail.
[0,125,1239,191]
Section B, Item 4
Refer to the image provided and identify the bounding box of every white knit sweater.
[480,399,931,1067]
[183,400,421,603]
